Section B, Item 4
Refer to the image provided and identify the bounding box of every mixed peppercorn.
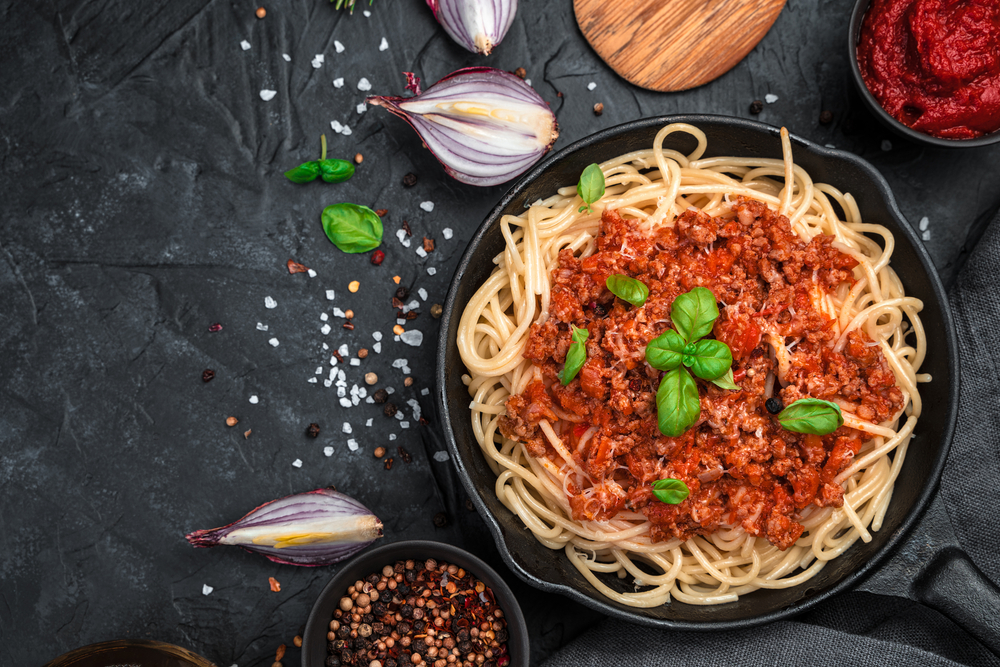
[325,559,511,667]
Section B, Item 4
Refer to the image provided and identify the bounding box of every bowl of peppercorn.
[301,540,529,667]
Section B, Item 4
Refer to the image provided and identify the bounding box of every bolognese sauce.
[499,197,904,551]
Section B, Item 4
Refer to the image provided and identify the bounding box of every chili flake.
[286,259,309,274]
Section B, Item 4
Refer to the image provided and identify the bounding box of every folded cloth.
[541,214,1000,667]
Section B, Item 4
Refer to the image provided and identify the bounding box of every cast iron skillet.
[437,116,962,629]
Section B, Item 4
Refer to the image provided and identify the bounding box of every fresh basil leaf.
[606,274,649,307]
[777,398,844,435]
[685,338,733,381]
[710,367,741,391]
[318,159,355,183]
[651,478,690,504]
[646,329,686,371]
[558,325,590,385]
[671,286,719,344]
[655,367,701,437]
[285,161,321,183]
[321,203,384,253]
[577,163,605,214]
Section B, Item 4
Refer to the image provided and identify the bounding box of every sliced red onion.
[185,488,383,566]
[367,68,558,187]
[426,0,517,55]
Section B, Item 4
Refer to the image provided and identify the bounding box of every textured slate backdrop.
[1,0,998,665]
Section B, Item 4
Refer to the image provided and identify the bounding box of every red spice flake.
[332,350,344,363]
[384,457,394,470]
[422,237,435,252]
[202,369,215,382]
[375,209,388,217]
[391,297,405,309]
[419,417,429,426]
[343,322,355,330]
[208,323,223,332]
[275,644,286,661]
[269,576,281,592]
[398,446,412,463]
[405,311,419,320]
[401,220,412,237]
[286,259,309,274]
[371,249,385,266]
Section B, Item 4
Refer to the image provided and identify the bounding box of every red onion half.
[185,488,383,566]
[426,0,518,55]
[367,68,558,187]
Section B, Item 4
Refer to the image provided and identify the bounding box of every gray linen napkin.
[541,215,1000,667]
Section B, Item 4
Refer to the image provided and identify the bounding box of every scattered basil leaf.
[285,162,321,183]
[558,325,590,386]
[710,367,741,391]
[777,398,844,435]
[671,286,719,344]
[577,163,605,214]
[655,367,701,437]
[652,478,690,504]
[321,203,384,253]
[646,329,686,371]
[318,159,355,183]
[606,274,649,307]
[685,338,733,381]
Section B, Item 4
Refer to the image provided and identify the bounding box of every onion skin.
[367,67,558,187]
[185,488,383,566]
[426,0,517,55]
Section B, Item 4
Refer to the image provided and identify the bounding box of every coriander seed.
[256,6,266,18]
[404,377,414,387]
[226,416,238,427]
[374,446,386,458]
[365,372,378,385]
[358,348,368,359]
[345,309,355,319]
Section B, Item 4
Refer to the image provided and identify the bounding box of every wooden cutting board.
[574,0,788,92]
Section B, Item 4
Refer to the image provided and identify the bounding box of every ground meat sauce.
[498,199,904,551]
[857,0,1000,139]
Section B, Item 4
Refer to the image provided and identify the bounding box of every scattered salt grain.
[309,377,319,384]
[386,387,395,394]
[372,331,383,342]
[333,78,345,88]
[919,216,930,231]
[427,267,437,276]
[339,397,352,408]
[335,40,345,53]
[392,359,408,369]
[269,337,280,347]
[366,418,373,427]
[395,412,404,420]
[442,228,453,240]
[418,288,428,301]
[407,300,420,310]
[421,388,429,396]
[922,230,931,241]
[765,93,779,103]
[331,120,344,133]
[357,103,367,114]
[394,336,400,342]
[324,446,334,457]
[407,399,422,421]
[881,139,893,151]
[358,77,372,91]
[338,370,346,381]
[350,358,361,366]
[587,82,597,91]
[433,451,450,462]
[337,386,346,397]
[256,322,268,331]
[397,318,406,325]
[524,79,531,86]
[292,458,303,468]
[400,421,410,429]
[282,53,291,62]
[260,89,277,101]
[326,289,336,300]
[323,343,330,350]
[203,584,214,595]
[400,329,424,347]
[249,395,259,404]
[419,201,434,212]
[366,396,375,403]
[379,37,389,51]
[316,366,324,374]
[373,342,382,353]
[396,228,412,248]
[339,344,349,356]
[321,323,331,335]
[416,247,427,258]
[308,269,317,278]
[320,313,329,322]
[341,125,352,136]
[333,307,346,318]
[352,395,360,406]
[348,439,359,451]
[312,54,325,69]
[240,40,251,51]
[364,10,371,17]
[265,296,277,309]
[389,433,397,441]
[343,422,352,434]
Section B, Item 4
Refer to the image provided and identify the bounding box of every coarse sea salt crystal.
[406,300,420,310]
[282,53,291,62]
[373,342,381,353]
[389,433,397,441]
[524,79,531,86]
[348,439,359,451]
[309,377,318,384]
[203,584,214,595]
[269,337,280,347]
[351,395,360,406]
[312,54,325,68]
[240,40,251,51]
[338,369,346,381]
[260,89,277,101]
[419,201,434,212]
[292,458,303,468]
[373,331,383,341]
[308,269,317,278]
[919,216,930,231]
[922,230,931,241]
[394,336,400,342]
[331,120,344,133]
[343,422,352,434]
[364,10,371,17]
[401,421,409,429]
[357,103,367,114]
[416,247,427,258]
[587,82,597,91]
[249,395,259,404]
[323,343,329,350]
[326,289,336,300]
[366,396,374,404]
[366,418,373,427]
[395,412,404,421]
[338,343,349,356]
[257,322,268,331]
[350,358,360,366]
[379,37,389,51]
[333,307,346,318]
[442,228,453,240]
[335,40,345,53]
[433,451,450,462]
[408,398,421,421]
[320,313,329,321]
[330,355,339,366]
[341,125,352,136]
[765,93,779,103]
[418,288,428,301]
[339,397,352,408]
[316,366,324,374]
[265,296,277,309]
[421,388,429,396]
[324,446,334,456]
[386,387,395,394]
[427,267,437,276]
[358,78,372,91]
[337,386,346,397]
[321,323,331,335]
[396,228,411,248]
[397,318,406,325]
[392,359,408,368]
[333,78,345,89]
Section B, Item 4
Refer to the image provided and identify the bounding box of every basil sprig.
[577,163,605,214]
[652,478,690,504]
[777,398,843,435]
[285,134,355,184]
[645,286,736,437]
[606,274,648,307]
[558,326,589,385]
[321,203,384,253]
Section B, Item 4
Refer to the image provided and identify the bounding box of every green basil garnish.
[684,338,733,381]
[318,159,355,183]
[646,329,686,371]
[285,161,322,183]
[285,134,355,185]
[652,478,690,504]
[777,398,844,435]
[671,286,719,344]
[606,274,648,307]
[577,163,605,214]
[558,325,589,385]
[710,367,741,391]
[655,367,700,437]
[321,203,384,253]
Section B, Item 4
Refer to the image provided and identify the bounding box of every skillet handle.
[913,547,1000,658]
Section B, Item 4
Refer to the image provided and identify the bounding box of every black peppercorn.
[325,656,341,667]
[433,512,449,528]
[398,621,412,635]
[402,172,417,187]
[373,601,387,616]
[401,604,414,618]
[819,110,834,125]
[495,629,508,642]
[457,629,469,642]
[458,640,472,653]
[765,397,784,414]
[367,572,380,585]
[413,639,427,654]
[384,403,397,417]
[395,286,409,300]
[337,627,351,639]
[328,641,339,652]
[362,613,374,624]
[405,569,416,582]
[306,422,321,438]
[397,583,410,595]
[373,388,389,404]
[413,620,426,632]
[749,100,764,114]
[202,369,215,382]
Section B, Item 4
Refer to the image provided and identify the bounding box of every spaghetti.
[457,123,927,607]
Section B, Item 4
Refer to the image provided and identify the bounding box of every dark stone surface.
[0,1,996,666]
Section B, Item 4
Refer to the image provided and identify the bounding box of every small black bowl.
[848,0,1000,148]
[302,540,529,667]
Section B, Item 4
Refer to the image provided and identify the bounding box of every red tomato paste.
[857,0,1000,139]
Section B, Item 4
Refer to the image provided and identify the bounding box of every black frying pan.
[436,115,996,650]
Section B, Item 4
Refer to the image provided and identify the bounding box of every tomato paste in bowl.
[854,0,1000,142]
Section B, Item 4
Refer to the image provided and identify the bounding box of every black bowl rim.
[436,113,959,630]
[847,0,1000,148]
[42,640,215,667]
[301,539,530,667]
